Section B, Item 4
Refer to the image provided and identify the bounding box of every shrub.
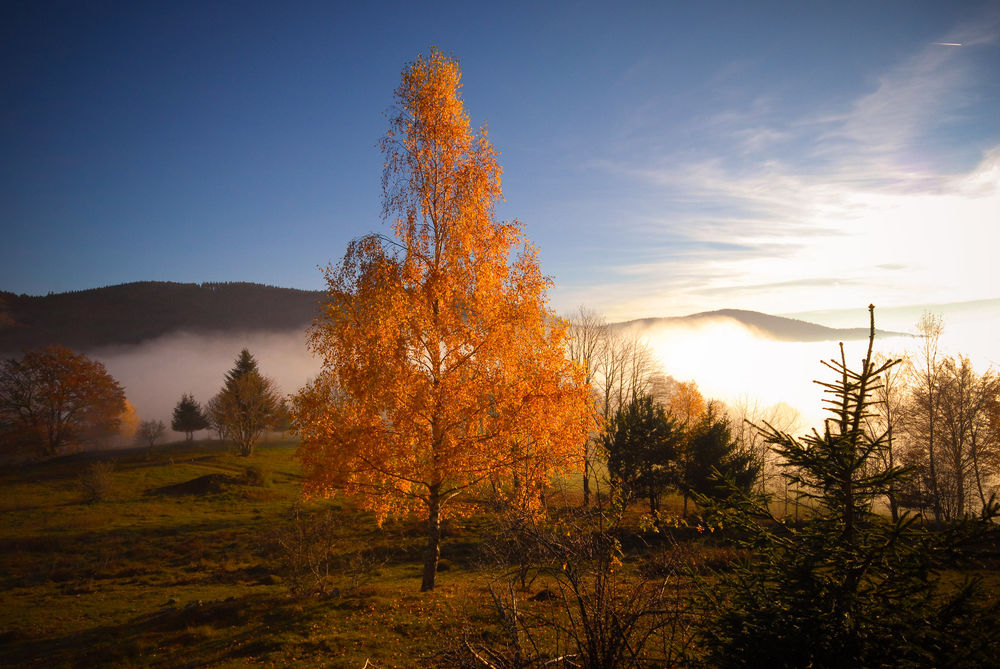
[461,508,699,668]
[244,464,270,488]
[270,503,383,597]
[79,461,116,503]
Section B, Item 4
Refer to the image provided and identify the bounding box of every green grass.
[0,438,684,666]
[2,440,996,667]
[0,439,502,667]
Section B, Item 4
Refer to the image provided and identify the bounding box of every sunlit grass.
[1,438,996,667]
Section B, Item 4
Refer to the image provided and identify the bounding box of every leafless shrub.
[460,509,699,668]
[79,460,116,503]
[270,503,383,597]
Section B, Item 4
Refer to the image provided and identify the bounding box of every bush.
[270,503,383,597]
[244,464,270,488]
[460,508,698,668]
[79,461,116,503]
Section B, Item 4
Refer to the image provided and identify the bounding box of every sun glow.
[631,319,916,430]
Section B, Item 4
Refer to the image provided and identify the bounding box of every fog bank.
[89,329,321,431]
[629,314,992,430]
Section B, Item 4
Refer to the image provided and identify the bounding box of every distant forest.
[0,282,323,354]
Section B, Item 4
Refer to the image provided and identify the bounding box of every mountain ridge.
[0,281,906,355]
[0,281,324,354]
[618,308,906,342]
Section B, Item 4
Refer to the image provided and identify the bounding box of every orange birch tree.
[292,49,592,591]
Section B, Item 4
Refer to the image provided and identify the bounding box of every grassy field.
[0,439,512,667]
[3,440,700,667]
[3,439,997,668]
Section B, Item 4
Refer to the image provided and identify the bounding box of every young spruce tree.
[700,305,1000,668]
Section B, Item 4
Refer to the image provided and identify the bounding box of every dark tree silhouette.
[0,346,126,456]
[604,393,682,513]
[171,393,209,441]
[682,405,759,504]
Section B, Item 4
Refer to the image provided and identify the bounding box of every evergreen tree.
[226,348,259,384]
[603,393,682,514]
[682,405,759,504]
[700,306,1000,668]
[209,349,279,456]
[171,393,209,441]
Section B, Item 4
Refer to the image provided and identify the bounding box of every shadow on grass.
[0,592,326,668]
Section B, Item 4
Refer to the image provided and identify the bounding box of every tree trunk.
[886,425,899,523]
[421,487,442,592]
[971,433,988,510]
[582,441,591,508]
[927,386,944,524]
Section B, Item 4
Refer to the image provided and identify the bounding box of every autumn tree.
[866,353,907,522]
[935,356,999,515]
[114,399,140,447]
[292,49,592,591]
[171,393,209,441]
[664,379,707,515]
[905,312,945,522]
[0,346,126,457]
[208,349,280,457]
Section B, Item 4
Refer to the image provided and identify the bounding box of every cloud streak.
[572,10,1000,322]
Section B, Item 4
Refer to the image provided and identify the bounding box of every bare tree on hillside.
[567,308,606,508]
[903,313,945,522]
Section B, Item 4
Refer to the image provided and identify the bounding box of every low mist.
[89,329,321,431]
[629,317,912,429]
[85,305,996,441]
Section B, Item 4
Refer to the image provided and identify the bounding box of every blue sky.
[3,1,998,322]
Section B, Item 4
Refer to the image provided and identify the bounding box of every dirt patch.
[149,474,242,497]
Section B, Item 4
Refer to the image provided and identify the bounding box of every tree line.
[0,345,286,460]
[869,312,999,523]
[566,308,759,517]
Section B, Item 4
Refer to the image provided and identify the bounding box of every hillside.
[0,282,908,357]
[0,282,324,354]
[619,308,907,342]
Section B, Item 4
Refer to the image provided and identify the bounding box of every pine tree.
[171,393,209,441]
[226,348,259,384]
[208,350,279,456]
[700,306,1000,668]
[604,393,682,514]
[682,404,759,504]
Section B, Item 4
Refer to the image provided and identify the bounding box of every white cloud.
[571,12,1000,323]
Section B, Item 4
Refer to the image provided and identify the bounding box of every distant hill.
[0,282,909,356]
[617,309,908,342]
[0,281,324,354]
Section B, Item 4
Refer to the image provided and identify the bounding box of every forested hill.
[619,309,907,342]
[0,282,324,354]
[0,282,907,356]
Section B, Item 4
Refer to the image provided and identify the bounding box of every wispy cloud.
[573,10,1000,321]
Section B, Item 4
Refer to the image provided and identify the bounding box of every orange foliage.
[292,49,592,590]
[669,380,706,427]
[0,345,127,456]
[117,399,140,443]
